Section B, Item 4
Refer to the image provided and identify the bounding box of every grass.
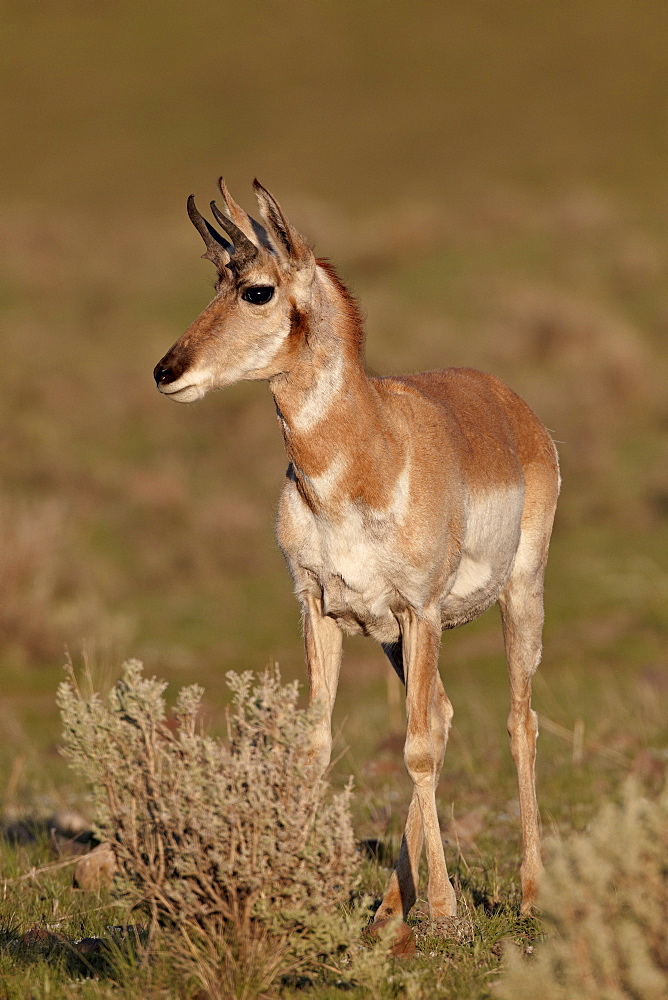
[1,0,667,995]
[0,841,534,999]
[1,653,663,998]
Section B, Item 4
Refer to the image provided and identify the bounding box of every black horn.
[187,194,232,267]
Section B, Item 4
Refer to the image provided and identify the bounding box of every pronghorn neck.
[270,263,398,512]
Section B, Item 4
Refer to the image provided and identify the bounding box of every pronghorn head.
[154,179,316,402]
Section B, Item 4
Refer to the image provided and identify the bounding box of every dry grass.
[0,498,128,670]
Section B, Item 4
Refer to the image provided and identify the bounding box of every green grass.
[1,651,662,997]
[0,837,534,999]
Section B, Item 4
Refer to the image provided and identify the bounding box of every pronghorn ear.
[253,180,313,269]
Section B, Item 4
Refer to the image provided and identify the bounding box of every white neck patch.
[303,453,347,502]
[291,351,345,433]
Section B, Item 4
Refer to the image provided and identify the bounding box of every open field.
[1,2,667,996]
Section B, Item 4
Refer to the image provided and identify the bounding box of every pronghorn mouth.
[158,381,209,403]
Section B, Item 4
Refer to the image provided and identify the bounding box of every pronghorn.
[154,179,560,924]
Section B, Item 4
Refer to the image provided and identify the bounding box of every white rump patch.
[292,352,345,432]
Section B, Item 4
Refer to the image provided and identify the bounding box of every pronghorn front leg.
[302,593,343,776]
[377,611,456,921]
[375,671,453,921]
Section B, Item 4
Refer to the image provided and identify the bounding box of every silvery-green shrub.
[498,780,668,1000]
[58,660,362,988]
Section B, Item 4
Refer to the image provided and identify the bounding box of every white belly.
[440,485,524,626]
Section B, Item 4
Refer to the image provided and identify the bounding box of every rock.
[73,842,116,890]
[75,936,107,957]
[19,927,61,950]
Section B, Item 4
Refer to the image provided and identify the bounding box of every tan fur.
[154,181,560,922]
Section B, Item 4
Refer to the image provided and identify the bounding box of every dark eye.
[242,285,274,305]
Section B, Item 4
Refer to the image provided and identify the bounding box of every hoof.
[365,918,416,958]
[429,883,458,919]
[520,876,540,914]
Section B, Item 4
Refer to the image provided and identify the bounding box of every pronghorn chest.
[277,481,421,643]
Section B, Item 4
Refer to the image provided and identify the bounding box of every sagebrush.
[58,660,363,993]
[498,779,668,1000]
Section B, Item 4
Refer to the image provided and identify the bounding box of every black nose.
[154,363,176,387]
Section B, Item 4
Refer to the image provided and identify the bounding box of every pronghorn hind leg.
[499,569,546,912]
[376,614,456,922]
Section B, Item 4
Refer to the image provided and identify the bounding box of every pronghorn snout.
[153,347,208,402]
[153,343,191,389]
[153,360,179,387]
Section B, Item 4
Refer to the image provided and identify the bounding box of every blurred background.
[1,1,666,830]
